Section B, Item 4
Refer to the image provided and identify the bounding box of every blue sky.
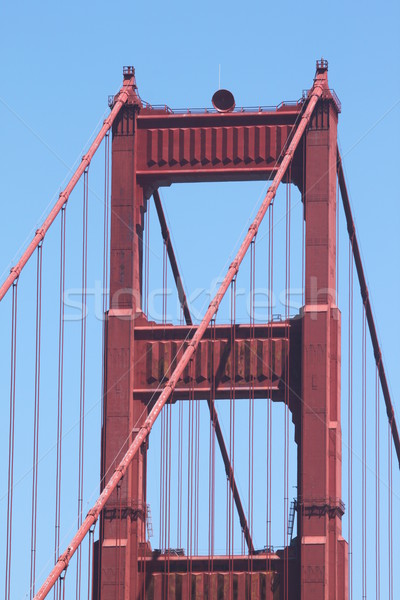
[0,1,399,598]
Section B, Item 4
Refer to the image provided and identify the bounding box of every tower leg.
[98,95,148,599]
[299,95,348,600]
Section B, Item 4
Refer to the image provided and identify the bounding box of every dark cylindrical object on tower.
[212,88,235,112]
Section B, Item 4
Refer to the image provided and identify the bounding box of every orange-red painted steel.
[33,68,324,600]
[300,81,347,598]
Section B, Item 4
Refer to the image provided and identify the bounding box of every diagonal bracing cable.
[33,67,326,600]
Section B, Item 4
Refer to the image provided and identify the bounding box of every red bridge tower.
[94,61,348,599]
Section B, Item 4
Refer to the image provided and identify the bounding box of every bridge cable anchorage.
[337,151,400,469]
[0,84,130,303]
[33,69,324,600]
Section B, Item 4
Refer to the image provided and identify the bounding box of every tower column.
[299,63,348,600]
[98,68,148,599]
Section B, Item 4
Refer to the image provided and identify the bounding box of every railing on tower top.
[108,95,306,113]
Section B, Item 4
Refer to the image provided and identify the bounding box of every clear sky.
[0,1,399,598]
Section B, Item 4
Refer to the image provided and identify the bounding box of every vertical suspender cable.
[162,241,167,324]
[144,198,150,318]
[142,458,147,600]
[116,481,122,600]
[228,278,236,600]
[160,236,172,588]
[87,527,94,600]
[194,390,200,555]
[186,358,195,598]
[248,243,253,545]
[54,206,66,600]
[102,131,110,326]
[266,203,274,576]
[76,168,89,600]
[197,399,200,556]
[388,420,393,600]
[159,409,164,550]
[188,362,193,596]
[146,200,151,318]
[167,401,172,598]
[190,358,194,581]
[30,243,43,599]
[284,172,291,598]
[115,485,119,597]
[302,138,305,307]
[177,400,183,549]
[208,359,212,568]
[284,180,289,586]
[211,318,216,564]
[162,398,169,595]
[375,365,380,600]
[59,574,65,600]
[348,237,353,600]
[248,237,255,573]
[98,134,110,595]
[103,133,110,312]
[336,176,340,303]
[362,307,367,598]
[208,318,216,572]
[164,404,168,558]
[5,281,18,600]
[226,481,229,557]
